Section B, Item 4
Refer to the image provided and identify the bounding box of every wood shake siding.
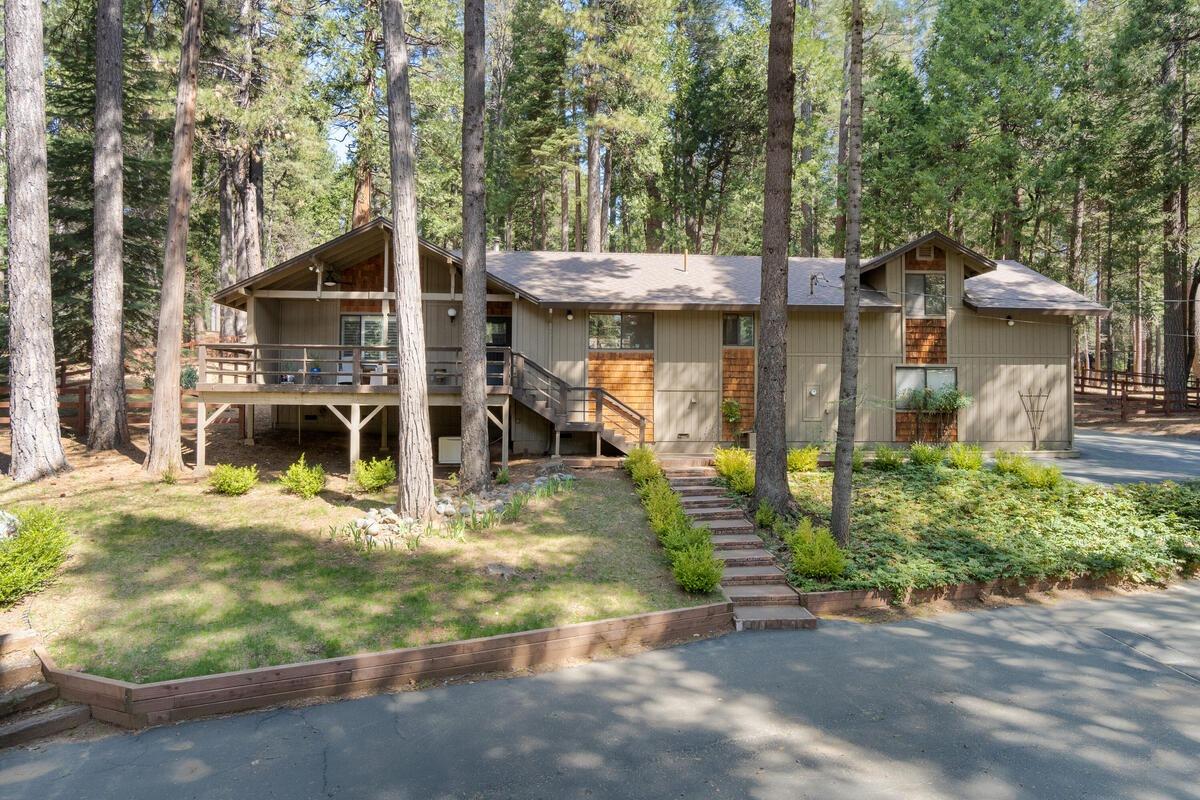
[895,411,958,443]
[905,318,947,363]
[721,348,754,440]
[587,351,654,441]
[340,256,385,313]
[905,247,946,271]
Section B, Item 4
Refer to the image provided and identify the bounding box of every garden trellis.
[1019,388,1051,450]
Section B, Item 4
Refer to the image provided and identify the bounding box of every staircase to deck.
[510,352,647,456]
[665,467,818,632]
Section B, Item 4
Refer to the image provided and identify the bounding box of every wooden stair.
[663,467,817,632]
[0,631,89,748]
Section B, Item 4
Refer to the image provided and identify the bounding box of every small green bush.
[662,523,711,555]
[755,500,777,529]
[0,508,70,607]
[642,477,688,538]
[945,442,983,471]
[352,457,397,492]
[787,445,821,473]
[209,464,259,495]
[624,447,663,487]
[728,465,755,495]
[180,365,199,389]
[495,467,510,485]
[786,518,847,580]
[872,445,905,471]
[671,544,723,593]
[279,454,326,499]
[908,443,944,467]
[993,450,1062,488]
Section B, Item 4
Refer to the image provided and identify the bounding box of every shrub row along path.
[665,465,817,630]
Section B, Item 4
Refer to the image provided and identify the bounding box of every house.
[204,220,1106,470]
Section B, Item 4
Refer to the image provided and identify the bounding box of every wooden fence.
[34,601,734,729]
[0,386,242,434]
[1075,367,1200,415]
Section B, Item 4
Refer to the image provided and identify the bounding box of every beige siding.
[277,299,339,344]
[654,312,721,452]
[785,355,896,445]
[550,313,588,385]
[787,310,900,357]
[955,359,1070,447]
[512,299,551,365]
[422,300,462,349]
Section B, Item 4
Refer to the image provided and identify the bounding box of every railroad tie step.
[0,704,90,749]
[710,533,763,550]
[732,605,819,631]
[723,584,802,606]
[715,548,775,567]
[685,506,745,521]
[0,683,58,721]
[0,656,43,691]
[674,484,724,497]
[669,477,721,489]
[696,517,755,534]
[679,495,731,509]
[720,565,788,585]
[663,467,717,479]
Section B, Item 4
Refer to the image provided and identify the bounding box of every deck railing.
[197,344,512,390]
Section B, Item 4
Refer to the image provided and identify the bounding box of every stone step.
[663,467,717,478]
[710,533,763,550]
[685,506,744,520]
[724,584,802,606]
[0,656,42,691]
[0,683,58,721]
[733,605,819,631]
[721,565,788,585]
[695,517,755,534]
[715,548,775,567]
[674,484,723,497]
[679,495,731,509]
[0,704,90,749]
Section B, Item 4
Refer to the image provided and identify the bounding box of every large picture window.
[904,273,947,317]
[722,314,755,347]
[341,314,398,360]
[895,366,956,409]
[588,312,653,350]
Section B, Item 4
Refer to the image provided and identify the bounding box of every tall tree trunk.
[798,0,815,257]
[644,174,664,252]
[832,30,850,258]
[144,0,203,476]
[4,0,69,481]
[382,0,435,517]
[1162,40,1189,406]
[1134,255,1143,374]
[459,0,489,493]
[585,94,602,252]
[88,0,129,451]
[218,156,238,339]
[601,144,612,251]
[352,18,381,227]
[574,154,583,251]
[830,0,864,547]
[560,164,569,250]
[754,0,795,514]
[240,146,263,277]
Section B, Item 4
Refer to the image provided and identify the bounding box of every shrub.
[642,478,688,538]
[661,523,711,556]
[786,518,847,580]
[908,443,944,467]
[352,457,397,492]
[728,465,755,495]
[624,447,662,487]
[787,445,820,473]
[0,508,70,608]
[721,398,742,427]
[180,365,199,389]
[714,446,755,494]
[872,445,905,471]
[671,544,723,593]
[279,454,326,499]
[495,467,510,485]
[209,464,259,495]
[993,450,1062,488]
[945,442,983,471]
[755,500,777,529]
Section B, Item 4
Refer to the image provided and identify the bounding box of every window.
[904,272,947,317]
[723,314,755,347]
[485,316,511,348]
[588,312,653,350]
[895,367,956,409]
[341,315,397,361]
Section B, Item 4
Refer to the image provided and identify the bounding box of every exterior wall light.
[1006,315,1015,327]
[447,306,458,322]
[566,309,574,321]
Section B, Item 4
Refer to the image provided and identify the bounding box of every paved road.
[2,582,1198,800]
[1038,429,1200,484]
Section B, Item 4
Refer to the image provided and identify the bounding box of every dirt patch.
[1074,392,1200,439]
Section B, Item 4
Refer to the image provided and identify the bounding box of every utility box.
[438,436,462,465]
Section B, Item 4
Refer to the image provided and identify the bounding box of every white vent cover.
[916,244,935,261]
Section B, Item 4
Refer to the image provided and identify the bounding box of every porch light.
[566,309,574,321]
[323,277,337,287]
[1006,315,1015,327]
[447,306,458,322]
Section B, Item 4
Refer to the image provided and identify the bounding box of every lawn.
[0,441,700,683]
[784,462,1200,594]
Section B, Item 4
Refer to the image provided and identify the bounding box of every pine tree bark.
[830,0,864,547]
[832,30,850,258]
[352,17,381,227]
[585,94,602,252]
[798,0,815,257]
[88,0,129,451]
[459,0,490,493]
[144,0,203,476]
[218,156,238,339]
[4,0,69,481]
[1162,38,1189,406]
[754,0,795,514]
[382,0,435,517]
[601,144,612,251]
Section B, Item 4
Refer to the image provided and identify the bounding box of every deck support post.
[196,400,207,473]
[554,429,561,458]
[380,407,390,452]
[242,404,254,445]
[596,431,601,457]
[349,404,361,469]
[501,398,510,470]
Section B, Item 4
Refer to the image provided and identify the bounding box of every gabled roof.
[862,230,996,275]
[964,261,1107,316]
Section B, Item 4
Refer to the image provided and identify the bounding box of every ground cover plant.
[788,461,1200,594]
[0,444,701,683]
[787,445,820,473]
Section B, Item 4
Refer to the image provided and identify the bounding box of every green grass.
[788,466,1200,594]
[0,469,699,682]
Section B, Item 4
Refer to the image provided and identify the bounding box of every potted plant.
[722,398,754,449]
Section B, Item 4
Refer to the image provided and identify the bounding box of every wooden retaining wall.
[34,602,733,729]
[798,574,1125,615]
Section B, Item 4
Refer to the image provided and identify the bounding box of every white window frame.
[904,271,947,319]
[894,366,957,409]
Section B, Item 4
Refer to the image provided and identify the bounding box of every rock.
[0,510,18,542]
[484,563,518,580]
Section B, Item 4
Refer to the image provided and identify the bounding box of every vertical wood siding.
[654,312,719,452]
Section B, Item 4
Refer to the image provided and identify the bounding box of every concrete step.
[0,704,90,749]
[721,565,788,585]
[695,517,755,534]
[0,656,42,691]
[679,495,732,509]
[685,506,744,520]
[669,476,721,488]
[663,467,717,478]
[715,548,775,567]
[724,584,801,606]
[710,533,763,550]
[674,484,723,497]
[733,605,819,631]
[0,683,58,721]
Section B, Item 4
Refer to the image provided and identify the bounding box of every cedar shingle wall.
[895,411,958,443]
[340,256,385,313]
[588,351,654,441]
[905,247,946,271]
[721,348,754,440]
[905,319,947,363]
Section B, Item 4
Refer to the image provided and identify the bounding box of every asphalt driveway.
[1038,429,1200,484]
[2,580,1198,800]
